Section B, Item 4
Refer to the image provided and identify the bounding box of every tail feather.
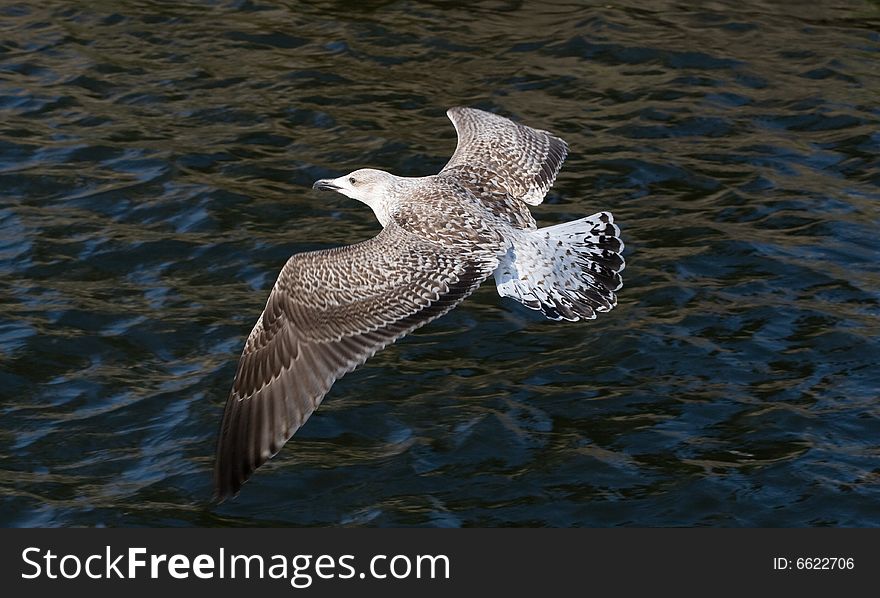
[494,212,625,321]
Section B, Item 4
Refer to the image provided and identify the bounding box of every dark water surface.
[1,0,879,527]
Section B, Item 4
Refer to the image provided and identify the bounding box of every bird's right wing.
[441,106,569,206]
[214,223,496,500]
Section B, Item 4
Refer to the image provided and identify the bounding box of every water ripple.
[0,0,878,527]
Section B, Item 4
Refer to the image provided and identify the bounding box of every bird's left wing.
[440,106,569,206]
[214,222,496,499]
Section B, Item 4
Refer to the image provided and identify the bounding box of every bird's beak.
[312,179,340,192]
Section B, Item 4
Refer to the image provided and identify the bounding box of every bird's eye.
[349,177,357,185]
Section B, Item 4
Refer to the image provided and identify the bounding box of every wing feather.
[441,106,569,206]
[214,223,495,499]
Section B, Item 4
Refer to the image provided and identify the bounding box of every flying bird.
[214,107,625,500]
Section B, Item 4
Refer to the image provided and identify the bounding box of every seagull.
[213,107,625,500]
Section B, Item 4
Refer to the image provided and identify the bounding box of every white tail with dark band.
[494,212,625,321]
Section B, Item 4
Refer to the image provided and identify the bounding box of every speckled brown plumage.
[442,106,569,207]
[214,107,624,500]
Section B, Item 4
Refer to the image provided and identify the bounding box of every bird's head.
[312,168,395,206]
